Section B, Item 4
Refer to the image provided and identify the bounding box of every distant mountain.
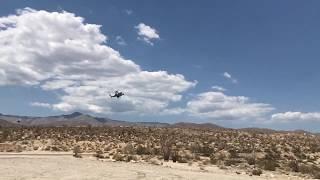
[239,127,318,135]
[172,122,224,129]
[0,119,20,127]
[0,112,171,127]
[292,129,311,134]
[240,127,278,134]
[0,112,318,134]
[134,121,170,128]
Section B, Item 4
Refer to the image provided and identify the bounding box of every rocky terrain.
[1,124,320,179]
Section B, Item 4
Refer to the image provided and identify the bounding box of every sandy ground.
[0,152,307,180]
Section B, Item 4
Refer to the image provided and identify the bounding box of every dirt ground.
[0,152,307,180]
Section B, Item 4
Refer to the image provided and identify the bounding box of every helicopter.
[109,90,124,98]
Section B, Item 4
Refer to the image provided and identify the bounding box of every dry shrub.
[182,152,194,162]
[298,164,320,178]
[228,149,239,158]
[152,147,161,156]
[288,160,299,172]
[113,153,125,161]
[224,159,242,166]
[136,144,149,155]
[202,159,211,165]
[95,149,104,159]
[16,145,23,152]
[210,154,218,164]
[171,151,190,163]
[246,156,256,165]
[286,160,320,178]
[123,143,135,155]
[201,145,213,157]
[171,151,178,162]
[177,157,188,163]
[252,169,262,176]
[0,129,9,143]
[44,146,51,151]
[73,146,82,158]
[310,144,320,153]
[257,159,278,171]
[216,151,227,161]
[160,133,174,161]
[313,172,320,179]
[190,142,201,154]
[51,146,61,151]
[125,155,138,162]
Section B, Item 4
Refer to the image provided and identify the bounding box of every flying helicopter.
[109,90,124,98]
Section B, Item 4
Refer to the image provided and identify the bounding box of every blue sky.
[1,0,320,131]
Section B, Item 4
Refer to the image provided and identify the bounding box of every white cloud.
[0,8,196,115]
[41,80,77,90]
[223,72,237,84]
[186,91,274,120]
[115,35,127,46]
[223,72,232,79]
[135,23,160,45]
[124,9,133,15]
[271,112,320,122]
[211,86,226,92]
[30,102,52,108]
[160,107,186,115]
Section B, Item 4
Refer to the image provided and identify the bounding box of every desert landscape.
[2,1,320,180]
[1,113,320,179]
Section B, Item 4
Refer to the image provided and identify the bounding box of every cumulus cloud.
[211,86,226,92]
[135,23,160,45]
[30,102,52,108]
[0,8,196,114]
[271,112,320,122]
[160,107,186,115]
[223,72,237,84]
[115,35,127,46]
[186,91,274,120]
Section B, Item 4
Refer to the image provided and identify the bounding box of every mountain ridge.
[0,112,224,129]
[0,119,20,127]
[0,112,170,128]
[0,112,316,134]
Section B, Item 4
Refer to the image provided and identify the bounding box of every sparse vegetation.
[73,146,82,158]
[95,149,104,159]
[252,169,262,176]
[1,126,320,178]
